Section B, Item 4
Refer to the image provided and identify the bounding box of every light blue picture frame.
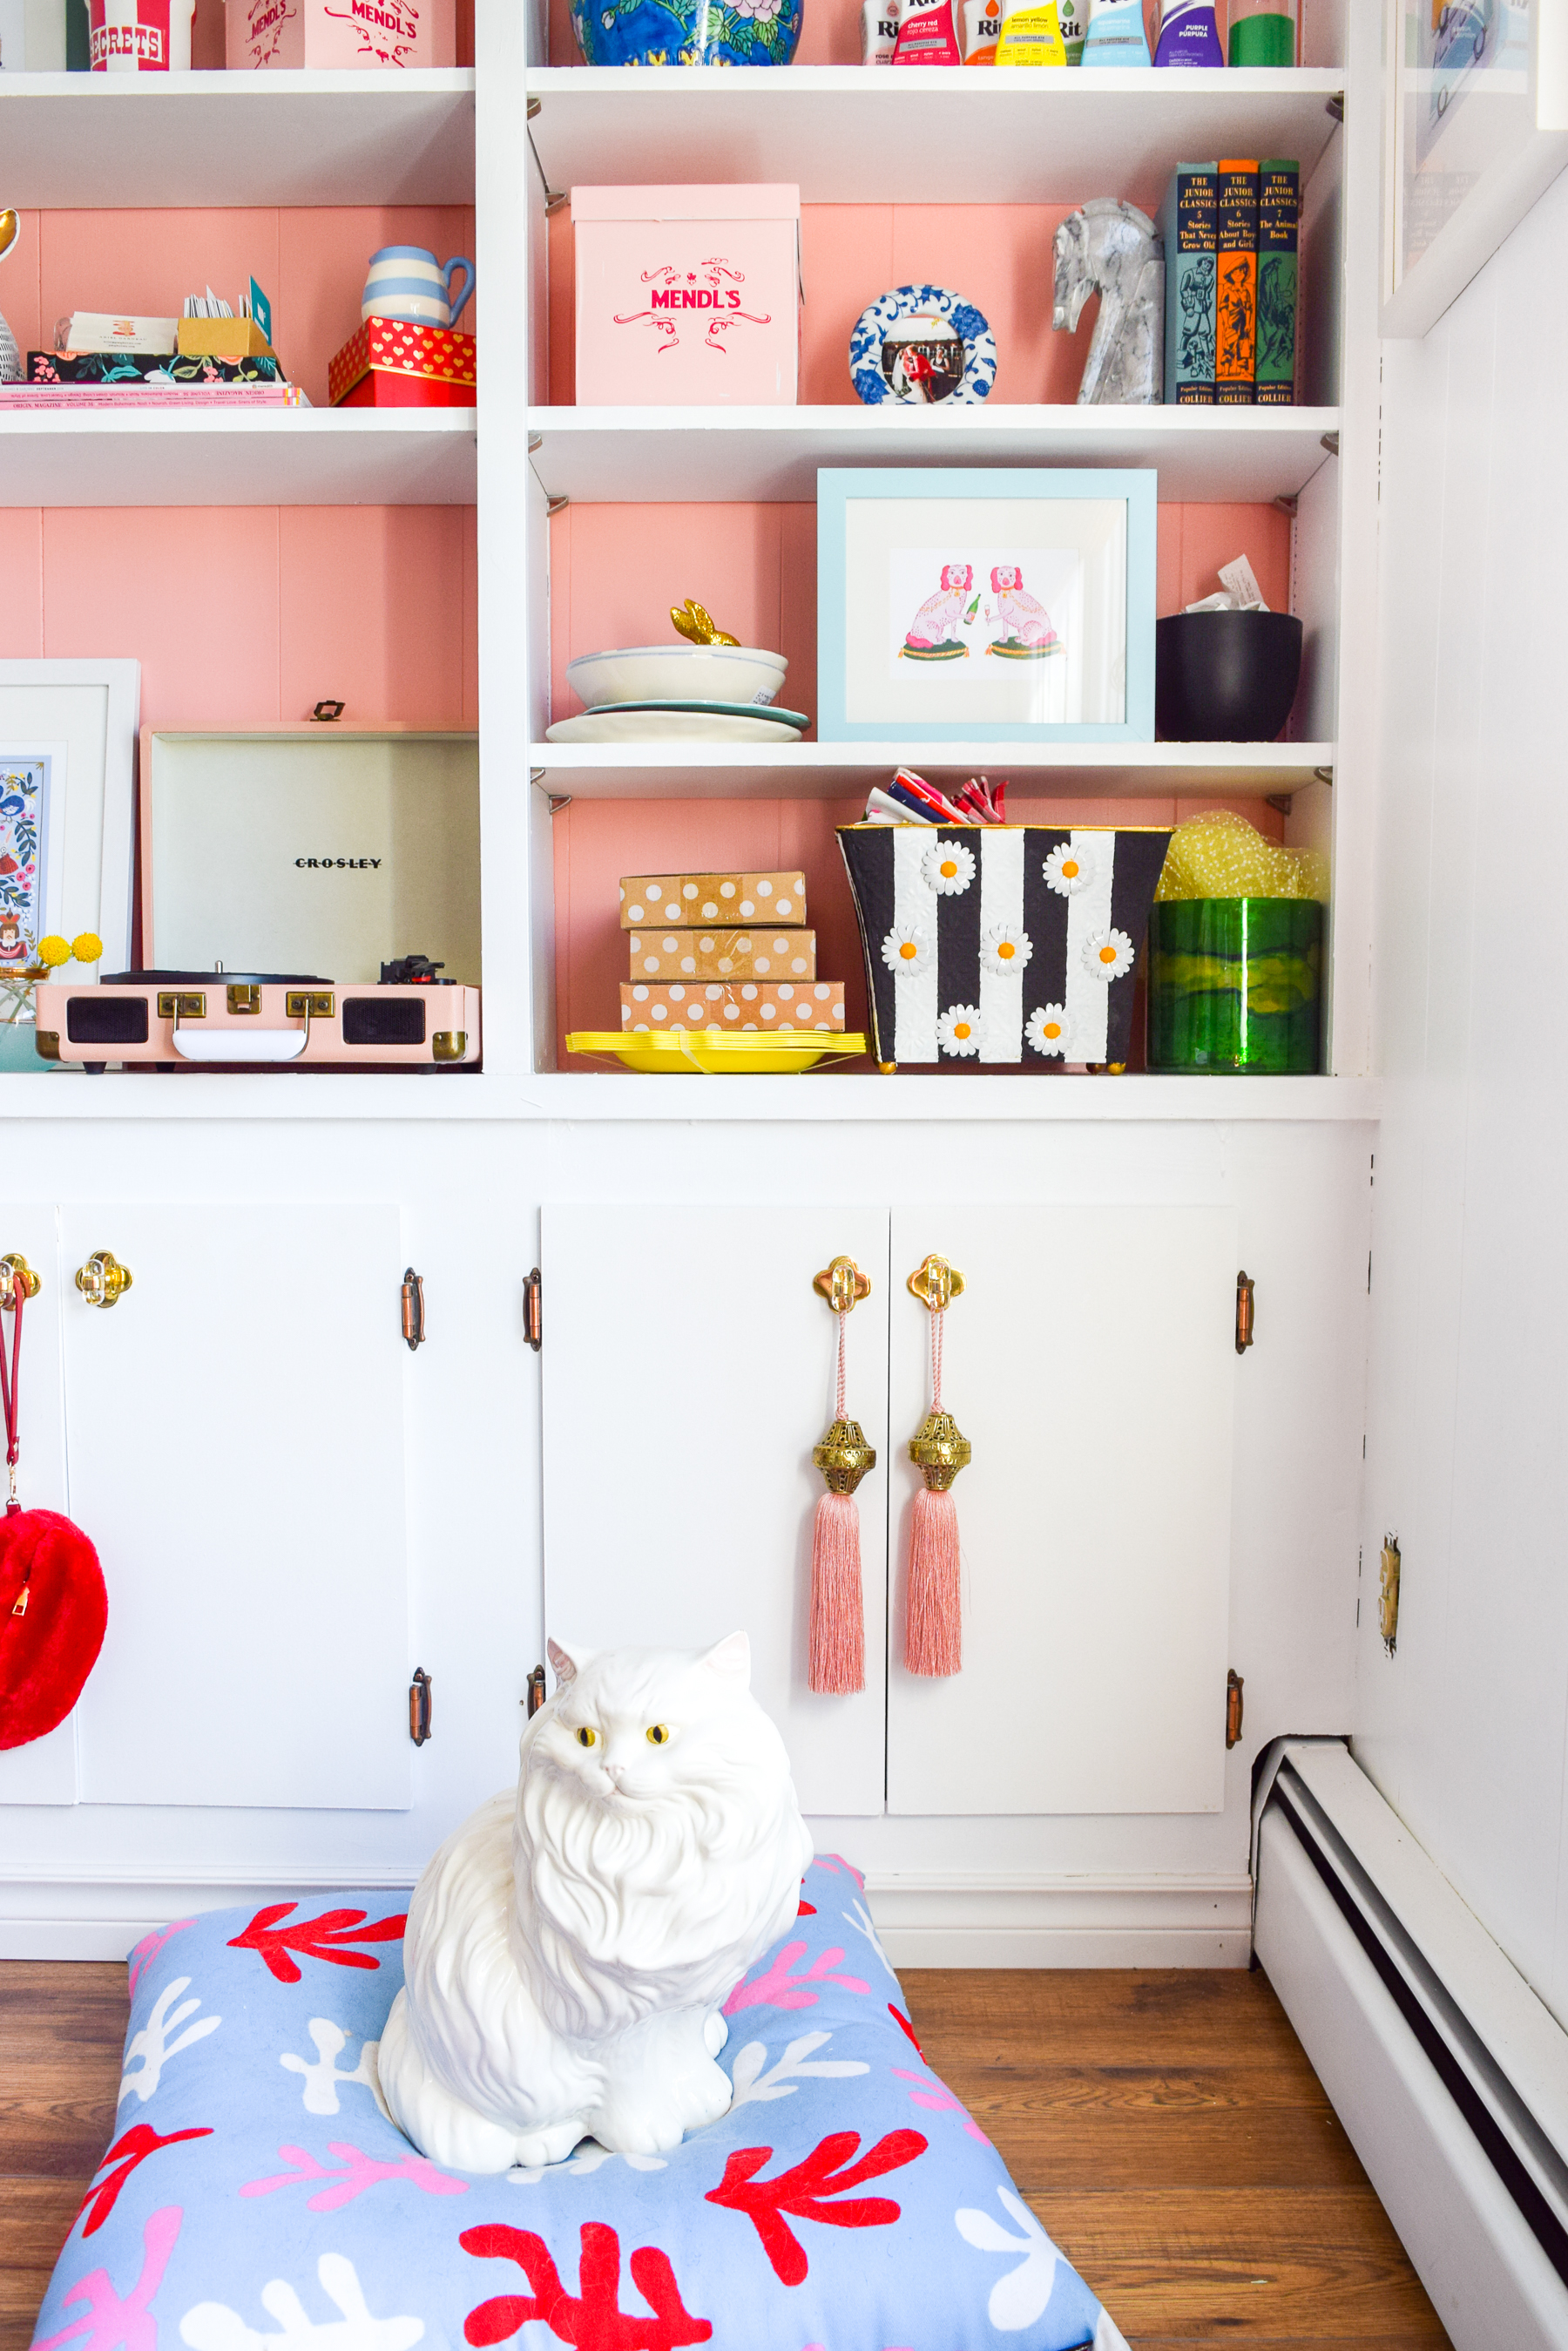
[816,467,1157,744]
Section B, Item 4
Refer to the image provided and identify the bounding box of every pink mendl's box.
[571,185,801,408]
[225,0,455,70]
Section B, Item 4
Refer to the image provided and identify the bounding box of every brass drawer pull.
[76,1250,132,1309]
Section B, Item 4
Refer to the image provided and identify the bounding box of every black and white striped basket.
[838,823,1171,1069]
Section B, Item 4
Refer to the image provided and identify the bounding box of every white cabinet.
[541,1201,1236,1819]
[0,1204,75,1805]
[540,1203,891,1817]
[0,1202,413,1812]
[885,1207,1237,1817]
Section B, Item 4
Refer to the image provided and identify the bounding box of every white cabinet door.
[62,1203,411,1811]
[886,1206,1237,1817]
[540,1205,890,1817]
[0,1203,76,1805]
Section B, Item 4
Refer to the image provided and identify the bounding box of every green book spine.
[1160,162,1217,405]
[1256,158,1300,405]
[1215,158,1258,406]
[65,0,90,68]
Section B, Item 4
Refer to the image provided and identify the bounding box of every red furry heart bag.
[0,1271,106,1750]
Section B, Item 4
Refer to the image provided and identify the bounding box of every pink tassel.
[905,1486,962,1677]
[903,1264,970,1679]
[809,1488,865,1694]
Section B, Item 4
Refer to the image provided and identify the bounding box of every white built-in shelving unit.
[0,409,476,505]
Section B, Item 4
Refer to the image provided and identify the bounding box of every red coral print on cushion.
[226,1903,406,1984]
[721,1941,868,2016]
[704,2128,928,2286]
[76,2126,213,2239]
[796,1901,816,1916]
[461,2222,713,2351]
[889,2005,924,2057]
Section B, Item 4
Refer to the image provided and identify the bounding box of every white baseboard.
[868,1870,1254,1969]
[0,1868,1254,1966]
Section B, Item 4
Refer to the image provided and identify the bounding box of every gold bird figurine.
[671,598,740,647]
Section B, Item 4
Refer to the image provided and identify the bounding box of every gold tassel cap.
[908,1408,971,1493]
[813,1417,876,1495]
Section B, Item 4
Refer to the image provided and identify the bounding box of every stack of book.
[1160,159,1300,405]
[618,870,847,1036]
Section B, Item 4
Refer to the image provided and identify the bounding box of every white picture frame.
[0,661,139,973]
[1382,0,1568,336]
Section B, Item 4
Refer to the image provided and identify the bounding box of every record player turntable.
[33,966,481,1071]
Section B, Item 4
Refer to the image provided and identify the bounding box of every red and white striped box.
[328,316,476,409]
[90,0,192,69]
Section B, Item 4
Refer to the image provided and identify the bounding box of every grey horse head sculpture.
[1052,199,1164,406]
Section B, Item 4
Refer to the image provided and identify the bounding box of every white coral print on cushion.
[881,922,933,979]
[280,2019,389,2119]
[1043,841,1094,897]
[955,2185,1063,2330]
[179,2253,424,2351]
[727,2029,870,2112]
[118,1977,220,2106]
[979,923,1031,978]
[921,840,977,896]
[936,1006,984,1058]
[1083,928,1134,982]
[1025,1004,1069,1057]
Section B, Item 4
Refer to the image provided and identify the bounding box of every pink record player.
[34,963,481,1071]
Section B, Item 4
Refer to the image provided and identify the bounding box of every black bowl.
[1155,610,1304,742]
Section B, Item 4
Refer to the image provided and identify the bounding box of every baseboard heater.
[1255,1740,1568,2350]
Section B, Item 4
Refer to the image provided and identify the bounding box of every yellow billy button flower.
[35,935,71,967]
[71,932,104,964]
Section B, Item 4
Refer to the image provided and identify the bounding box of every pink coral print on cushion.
[892,2068,990,2143]
[34,2205,181,2351]
[722,1941,869,2016]
[126,1920,193,1998]
[241,2140,469,2212]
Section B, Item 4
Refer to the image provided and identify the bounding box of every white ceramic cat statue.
[378,1632,813,2174]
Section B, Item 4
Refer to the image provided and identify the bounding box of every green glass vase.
[1146,898,1321,1074]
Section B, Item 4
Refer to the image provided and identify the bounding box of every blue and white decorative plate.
[848,283,997,407]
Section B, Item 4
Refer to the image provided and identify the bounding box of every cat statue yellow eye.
[575,1726,598,1748]
[646,1724,671,1745]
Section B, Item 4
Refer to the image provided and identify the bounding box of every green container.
[1146,898,1321,1074]
[1228,10,1294,65]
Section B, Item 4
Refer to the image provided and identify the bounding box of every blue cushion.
[32,1856,1125,2351]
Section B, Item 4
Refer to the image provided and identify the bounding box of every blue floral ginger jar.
[571,0,802,65]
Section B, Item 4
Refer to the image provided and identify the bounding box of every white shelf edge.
[0,1070,1380,1122]
[524,64,1345,94]
[528,404,1342,433]
[0,65,474,97]
[528,740,1335,798]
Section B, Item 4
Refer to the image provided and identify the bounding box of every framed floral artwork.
[0,661,139,1071]
[816,468,1156,743]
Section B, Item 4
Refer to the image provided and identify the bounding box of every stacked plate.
[547,644,808,746]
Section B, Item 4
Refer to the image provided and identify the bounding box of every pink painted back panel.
[6,204,476,410]
[548,498,1292,722]
[553,789,1287,1070]
[0,508,476,733]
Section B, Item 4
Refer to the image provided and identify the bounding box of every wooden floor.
[1,1958,1450,2350]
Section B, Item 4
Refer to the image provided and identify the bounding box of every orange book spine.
[1215,158,1259,405]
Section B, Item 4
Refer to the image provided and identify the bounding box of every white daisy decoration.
[1025,1004,1069,1057]
[922,840,977,897]
[936,1005,984,1058]
[881,922,934,979]
[1043,841,1094,897]
[980,923,1032,979]
[1083,927,1135,982]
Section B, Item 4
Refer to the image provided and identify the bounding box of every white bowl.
[566,644,787,709]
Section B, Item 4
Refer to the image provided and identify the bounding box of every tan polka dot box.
[621,982,845,1033]
[627,928,817,980]
[618,871,808,926]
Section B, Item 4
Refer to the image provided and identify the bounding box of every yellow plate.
[566,1030,868,1074]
